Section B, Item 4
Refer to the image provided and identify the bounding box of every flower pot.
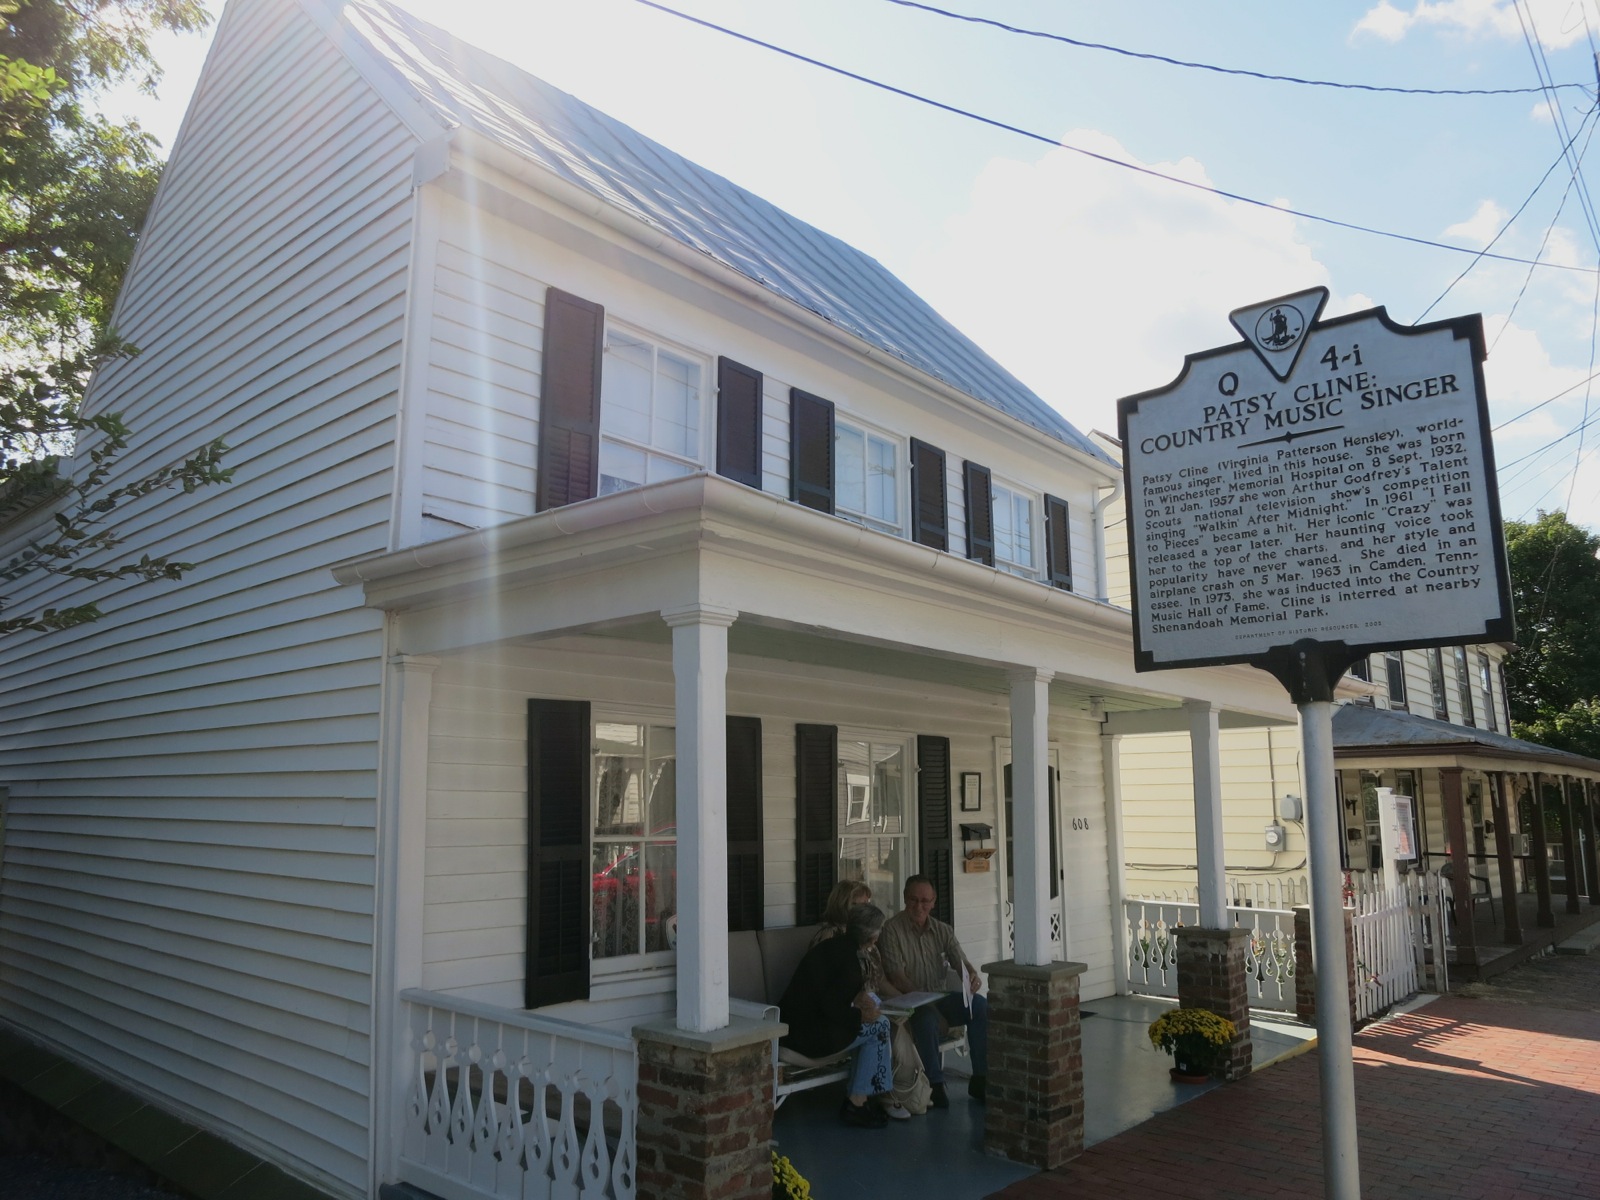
[1169,1065,1211,1084]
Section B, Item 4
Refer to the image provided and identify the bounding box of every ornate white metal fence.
[1122,896,1297,1011]
[398,989,637,1200]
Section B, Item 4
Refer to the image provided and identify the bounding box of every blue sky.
[106,0,1600,530]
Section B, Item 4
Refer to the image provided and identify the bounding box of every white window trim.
[599,320,712,489]
[833,414,904,536]
[590,703,679,985]
[990,476,1041,580]
[835,727,918,909]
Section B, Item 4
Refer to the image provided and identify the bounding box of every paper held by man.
[879,990,947,1017]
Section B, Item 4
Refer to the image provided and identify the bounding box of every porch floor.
[770,994,1316,1199]
[1445,891,1600,981]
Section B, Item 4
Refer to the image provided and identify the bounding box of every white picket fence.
[1350,882,1421,1020]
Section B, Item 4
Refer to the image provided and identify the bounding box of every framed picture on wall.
[960,772,982,812]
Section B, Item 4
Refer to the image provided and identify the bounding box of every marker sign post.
[1117,288,1512,1200]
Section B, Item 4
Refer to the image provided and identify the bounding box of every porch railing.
[1123,895,1297,1011]
[398,988,637,1200]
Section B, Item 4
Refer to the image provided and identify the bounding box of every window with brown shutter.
[794,723,838,924]
[716,358,764,489]
[964,461,994,566]
[726,715,764,932]
[535,289,604,511]
[789,390,835,513]
[916,735,954,924]
[526,699,592,1008]
[909,439,948,550]
[1044,494,1073,591]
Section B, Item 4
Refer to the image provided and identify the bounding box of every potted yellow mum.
[772,1150,811,1199]
[1148,1007,1236,1082]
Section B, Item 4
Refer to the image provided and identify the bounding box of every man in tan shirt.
[879,874,988,1107]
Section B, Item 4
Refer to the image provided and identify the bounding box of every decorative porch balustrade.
[1123,895,1297,1011]
[398,989,637,1200]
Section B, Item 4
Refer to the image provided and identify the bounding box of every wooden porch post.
[1441,766,1476,965]
[1490,772,1523,946]
[1529,772,1556,928]
[1582,780,1600,908]
[1560,776,1582,915]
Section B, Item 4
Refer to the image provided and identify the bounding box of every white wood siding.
[0,1,416,1193]
[421,638,1113,1007]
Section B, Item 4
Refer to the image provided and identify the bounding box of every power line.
[1492,366,1600,430]
[1415,104,1600,324]
[882,0,1592,97]
[632,0,1600,275]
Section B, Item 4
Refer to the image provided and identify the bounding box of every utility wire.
[1491,365,1600,430]
[1491,160,1581,354]
[632,0,1600,274]
[883,0,1588,97]
[1517,2,1600,253]
[1415,104,1600,324]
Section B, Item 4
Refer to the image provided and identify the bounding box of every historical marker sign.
[1117,288,1513,671]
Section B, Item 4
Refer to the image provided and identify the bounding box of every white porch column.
[372,652,438,1193]
[664,603,738,1033]
[1009,668,1054,966]
[1101,728,1131,995]
[1185,699,1228,928]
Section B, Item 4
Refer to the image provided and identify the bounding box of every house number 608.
[1070,817,1090,831]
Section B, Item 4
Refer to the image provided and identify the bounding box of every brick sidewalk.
[989,997,1600,1199]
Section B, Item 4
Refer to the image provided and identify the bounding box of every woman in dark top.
[779,903,895,1128]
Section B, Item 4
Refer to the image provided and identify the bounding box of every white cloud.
[1444,199,1510,245]
[1531,101,1556,122]
[907,131,1334,433]
[1352,0,1591,50]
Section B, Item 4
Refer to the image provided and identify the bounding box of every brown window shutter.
[909,439,948,550]
[794,723,838,924]
[536,288,604,511]
[526,699,592,1008]
[727,715,764,932]
[1045,493,1073,591]
[717,358,764,489]
[964,461,994,565]
[789,389,835,513]
[916,735,954,925]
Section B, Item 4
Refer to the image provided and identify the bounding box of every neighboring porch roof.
[1332,703,1600,780]
[325,0,1112,464]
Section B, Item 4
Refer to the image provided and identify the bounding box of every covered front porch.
[336,474,1296,1199]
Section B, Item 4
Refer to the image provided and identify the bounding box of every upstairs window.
[1478,652,1498,732]
[1385,651,1407,707]
[1453,646,1475,727]
[1428,648,1449,719]
[992,480,1037,578]
[598,328,704,495]
[835,418,899,533]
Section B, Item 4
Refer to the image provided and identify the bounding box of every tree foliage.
[0,0,228,636]
[1504,511,1600,759]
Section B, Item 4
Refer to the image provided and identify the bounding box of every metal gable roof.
[335,0,1110,462]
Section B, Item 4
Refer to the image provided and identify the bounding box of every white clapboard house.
[0,1,1297,1196]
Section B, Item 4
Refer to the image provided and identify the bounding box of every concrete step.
[1555,924,1600,955]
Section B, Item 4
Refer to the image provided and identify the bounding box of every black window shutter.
[916,735,954,925]
[789,389,835,514]
[909,439,949,551]
[1044,493,1073,590]
[536,288,604,511]
[717,358,764,489]
[726,715,764,932]
[794,723,838,924]
[1003,761,1060,901]
[964,461,994,566]
[526,699,592,1008]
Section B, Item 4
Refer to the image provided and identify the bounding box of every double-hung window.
[591,719,678,962]
[834,418,900,533]
[1478,652,1498,732]
[1453,646,1475,726]
[1385,650,1406,708]
[836,733,912,902]
[992,480,1037,578]
[1428,648,1449,719]
[598,327,705,495]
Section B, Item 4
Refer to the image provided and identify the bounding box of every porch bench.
[728,924,966,1107]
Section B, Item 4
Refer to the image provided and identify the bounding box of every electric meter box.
[1264,822,1287,851]
[1279,795,1303,822]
